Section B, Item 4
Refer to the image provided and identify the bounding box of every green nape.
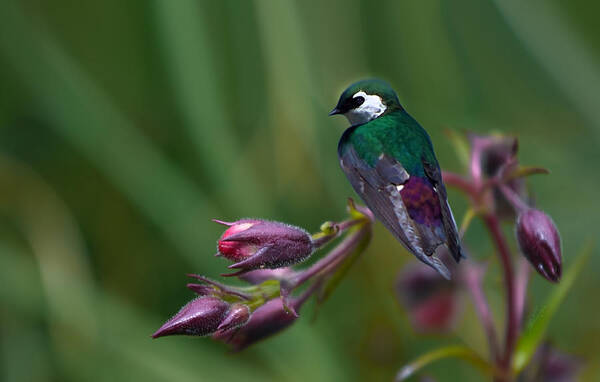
[340,110,439,176]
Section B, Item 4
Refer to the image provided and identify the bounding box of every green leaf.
[459,207,478,236]
[505,165,550,181]
[444,129,470,170]
[513,244,593,373]
[395,345,496,381]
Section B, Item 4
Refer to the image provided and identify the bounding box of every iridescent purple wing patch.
[400,176,442,227]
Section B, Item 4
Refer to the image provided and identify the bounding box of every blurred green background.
[1,0,599,381]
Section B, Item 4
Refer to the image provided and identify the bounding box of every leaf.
[512,243,593,373]
[395,345,496,381]
[444,129,470,170]
[459,207,478,236]
[505,165,550,181]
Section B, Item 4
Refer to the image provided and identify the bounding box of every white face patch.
[344,91,387,125]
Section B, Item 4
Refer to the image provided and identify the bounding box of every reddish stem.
[514,257,530,327]
[442,171,478,198]
[499,184,529,212]
[463,263,500,362]
[483,214,517,379]
[291,224,368,289]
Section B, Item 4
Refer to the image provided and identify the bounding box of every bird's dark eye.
[352,96,365,108]
[338,95,366,113]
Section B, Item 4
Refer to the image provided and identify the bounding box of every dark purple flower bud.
[522,342,581,382]
[238,267,296,285]
[468,133,518,179]
[216,303,250,332]
[468,133,526,219]
[213,298,299,351]
[152,297,229,338]
[396,253,460,333]
[516,208,562,282]
[214,219,314,272]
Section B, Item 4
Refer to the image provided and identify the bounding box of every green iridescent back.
[339,110,439,176]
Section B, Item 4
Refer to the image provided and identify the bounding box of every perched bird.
[330,79,464,278]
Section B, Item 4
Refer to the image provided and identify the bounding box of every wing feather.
[340,145,451,279]
[422,159,465,262]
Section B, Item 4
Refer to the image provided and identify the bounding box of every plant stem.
[483,214,517,380]
[463,262,500,362]
[514,257,530,327]
[442,171,478,198]
[498,184,529,212]
[291,224,367,289]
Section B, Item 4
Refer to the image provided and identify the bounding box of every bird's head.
[329,78,402,125]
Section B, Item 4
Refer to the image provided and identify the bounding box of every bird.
[330,79,464,279]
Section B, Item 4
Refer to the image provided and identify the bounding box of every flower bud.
[468,133,526,218]
[216,303,250,332]
[516,208,562,282]
[396,253,460,333]
[216,219,262,261]
[468,133,518,178]
[522,342,581,382]
[214,219,314,272]
[152,297,229,338]
[213,298,298,351]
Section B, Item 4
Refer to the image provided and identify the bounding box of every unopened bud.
[468,133,526,218]
[213,298,298,351]
[524,342,581,382]
[152,297,229,338]
[214,219,314,272]
[217,303,250,332]
[516,209,562,282]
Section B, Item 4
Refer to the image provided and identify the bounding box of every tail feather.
[430,256,451,280]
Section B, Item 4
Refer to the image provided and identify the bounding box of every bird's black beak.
[328,107,341,116]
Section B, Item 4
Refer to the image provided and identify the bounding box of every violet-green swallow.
[330,79,464,278]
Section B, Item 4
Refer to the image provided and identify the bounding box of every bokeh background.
[1,0,599,381]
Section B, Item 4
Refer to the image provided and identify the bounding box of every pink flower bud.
[152,297,229,338]
[214,219,314,272]
[516,209,562,282]
[216,219,262,261]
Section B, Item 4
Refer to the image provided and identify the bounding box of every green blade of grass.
[395,344,496,381]
[492,0,600,142]
[0,1,215,266]
[253,0,342,201]
[151,0,270,216]
[513,243,593,373]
